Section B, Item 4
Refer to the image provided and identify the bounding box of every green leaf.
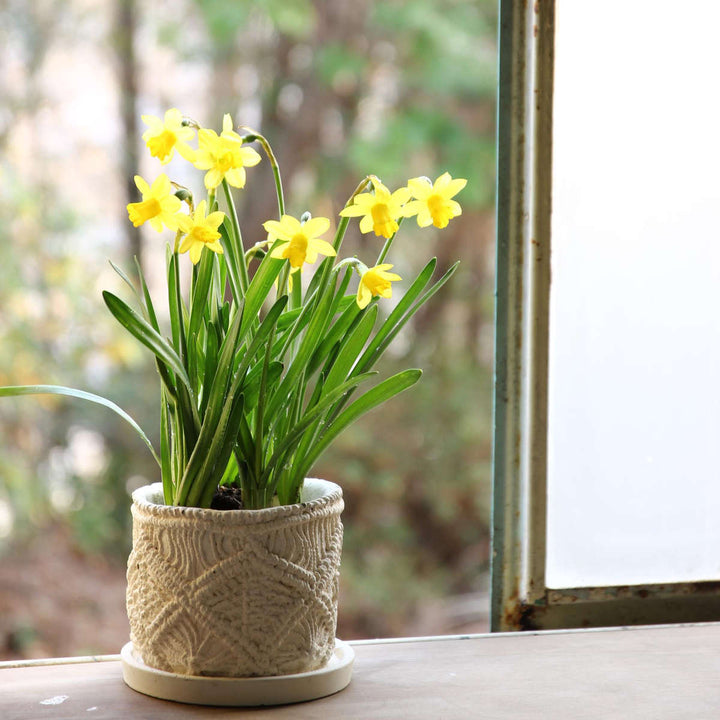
[244,360,283,410]
[167,251,186,360]
[265,280,335,421]
[261,370,378,492]
[298,369,422,478]
[323,304,377,393]
[0,385,159,466]
[174,296,288,506]
[134,257,161,332]
[218,216,243,303]
[199,321,220,416]
[188,250,215,347]
[184,392,246,508]
[239,252,285,341]
[102,290,194,396]
[308,296,361,376]
[234,403,256,467]
[276,306,303,331]
[108,260,160,332]
[109,260,140,302]
[160,392,173,503]
[187,251,215,385]
[356,260,459,376]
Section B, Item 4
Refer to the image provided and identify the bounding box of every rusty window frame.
[490,0,720,632]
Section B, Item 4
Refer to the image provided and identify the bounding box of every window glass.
[547,0,720,587]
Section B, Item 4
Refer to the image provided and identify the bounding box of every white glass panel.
[547,1,720,587]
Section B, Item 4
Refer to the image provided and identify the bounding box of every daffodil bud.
[174,188,192,203]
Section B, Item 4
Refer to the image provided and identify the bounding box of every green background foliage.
[0,0,497,653]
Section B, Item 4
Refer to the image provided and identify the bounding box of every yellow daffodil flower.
[339,178,412,239]
[264,214,336,269]
[192,114,261,191]
[356,264,402,309]
[141,109,195,164]
[176,200,226,264]
[405,172,467,229]
[126,174,182,232]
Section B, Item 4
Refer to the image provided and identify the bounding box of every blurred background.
[0,0,497,659]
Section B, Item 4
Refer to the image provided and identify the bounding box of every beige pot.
[126,479,343,678]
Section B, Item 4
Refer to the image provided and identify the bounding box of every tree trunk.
[114,0,142,268]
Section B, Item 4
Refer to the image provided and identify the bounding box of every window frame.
[490,0,720,632]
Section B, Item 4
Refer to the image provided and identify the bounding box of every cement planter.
[126,479,344,679]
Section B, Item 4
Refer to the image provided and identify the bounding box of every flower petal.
[309,238,337,257]
[447,200,462,216]
[165,108,183,125]
[240,146,262,167]
[224,167,247,188]
[205,211,226,228]
[303,216,330,238]
[358,215,374,234]
[442,178,468,198]
[391,186,411,205]
[263,219,284,236]
[204,168,223,190]
[270,241,290,258]
[280,215,303,234]
[356,283,372,309]
[150,173,171,194]
[339,204,367,218]
[178,235,193,253]
[416,208,433,227]
[401,199,422,218]
[189,244,203,264]
[407,177,432,199]
[134,175,150,195]
[433,172,452,190]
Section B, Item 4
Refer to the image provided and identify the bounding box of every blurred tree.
[165,0,499,635]
[113,0,143,267]
[0,0,157,551]
[0,0,498,646]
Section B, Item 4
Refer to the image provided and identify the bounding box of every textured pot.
[126,479,344,678]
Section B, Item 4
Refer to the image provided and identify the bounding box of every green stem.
[291,269,302,309]
[221,180,250,293]
[276,263,291,303]
[254,322,277,486]
[172,251,188,369]
[312,174,374,295]
[242,131,285,217]
[337,176,373,252]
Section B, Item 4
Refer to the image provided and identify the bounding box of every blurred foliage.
[0,0,497,641]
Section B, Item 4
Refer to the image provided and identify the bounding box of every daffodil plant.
[0,110,466,509]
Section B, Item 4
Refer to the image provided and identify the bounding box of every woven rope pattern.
[126,481,343,678]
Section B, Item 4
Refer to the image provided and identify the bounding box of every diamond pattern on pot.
[126,506,343,678]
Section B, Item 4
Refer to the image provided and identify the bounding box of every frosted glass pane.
[547,1,720,588]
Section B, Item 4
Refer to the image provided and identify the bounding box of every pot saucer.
[121,639,354,707]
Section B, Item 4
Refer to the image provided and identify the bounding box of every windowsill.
[3,623,719,718]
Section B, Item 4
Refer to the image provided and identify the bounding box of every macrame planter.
[122,479,352,705]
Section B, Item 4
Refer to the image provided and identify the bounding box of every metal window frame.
[491,0,720,632]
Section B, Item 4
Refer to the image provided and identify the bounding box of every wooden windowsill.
[2,623,719,718]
